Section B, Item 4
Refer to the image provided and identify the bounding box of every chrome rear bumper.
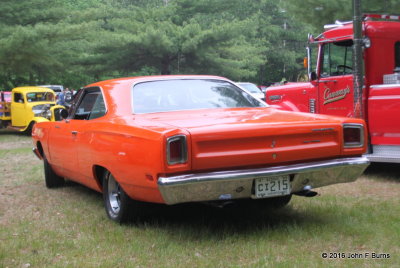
[158,156,369,205]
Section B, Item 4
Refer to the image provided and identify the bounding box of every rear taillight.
[343,123,364,148]
[167,135,187,165]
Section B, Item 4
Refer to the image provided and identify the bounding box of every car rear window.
[132,79,266,114]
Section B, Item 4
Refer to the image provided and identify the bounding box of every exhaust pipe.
[294,185,318,197]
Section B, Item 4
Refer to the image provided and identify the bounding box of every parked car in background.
[1,87,65,134]
[38,85,64,95]
[32,75,369,223]
[258,85,268,93]
[237,82,265,101]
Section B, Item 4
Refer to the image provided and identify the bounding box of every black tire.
[22,121,35,136]
[254,194,292,209]
[102,171,141,223]
[43,156,65,188]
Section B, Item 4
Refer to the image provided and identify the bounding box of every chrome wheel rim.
[107,174,121,214]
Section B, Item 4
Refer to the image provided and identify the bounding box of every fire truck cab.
[266,14,400,163]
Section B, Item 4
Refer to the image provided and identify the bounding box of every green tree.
[85,0,267,81]
[283,0,400,31]
[0,0,98,89]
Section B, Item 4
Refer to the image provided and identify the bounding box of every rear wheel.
[43,156,65,188]
[103,171,141,223]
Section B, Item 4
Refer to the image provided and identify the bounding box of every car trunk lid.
[140,108,343,171]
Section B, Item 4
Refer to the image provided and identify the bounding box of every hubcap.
[107,174,121,214]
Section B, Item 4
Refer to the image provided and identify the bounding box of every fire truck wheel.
[43,155,65,188]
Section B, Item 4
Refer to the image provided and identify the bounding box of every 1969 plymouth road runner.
[32,75,369,222]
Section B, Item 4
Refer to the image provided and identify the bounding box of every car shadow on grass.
[61,181,337,238]
[364,162,400,182]
[0,129,27,136]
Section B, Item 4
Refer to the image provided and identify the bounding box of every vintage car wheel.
[43,156,65,188]
[103,171,139,223]
[22,121,35,136]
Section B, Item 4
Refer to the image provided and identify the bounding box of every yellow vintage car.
[0,86,65,134]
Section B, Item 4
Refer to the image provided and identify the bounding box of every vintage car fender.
[50,105,65,122]
[19,116,50,132]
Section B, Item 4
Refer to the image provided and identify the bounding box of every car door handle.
[55,125,60,129]
[320,80,338,83]
[71,131,78,135]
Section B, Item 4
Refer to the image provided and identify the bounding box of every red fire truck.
[265,14,400,163]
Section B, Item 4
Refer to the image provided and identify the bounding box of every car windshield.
[238,83,262,93]
[133,79,266,114]
[26,92,55,102]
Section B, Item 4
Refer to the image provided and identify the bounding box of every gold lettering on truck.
[323,86,351,105]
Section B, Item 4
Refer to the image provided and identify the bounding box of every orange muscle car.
[32,75,369,222]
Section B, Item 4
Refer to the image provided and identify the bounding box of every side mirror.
[309,71,317,81]
[308,33,315,43]
[59,108,69,120]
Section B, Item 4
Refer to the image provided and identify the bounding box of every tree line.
[0,0,398,90]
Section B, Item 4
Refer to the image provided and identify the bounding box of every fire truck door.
[317,40,355,117]
[318,75,354,117]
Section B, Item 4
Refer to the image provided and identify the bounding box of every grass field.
[0,129,399,267]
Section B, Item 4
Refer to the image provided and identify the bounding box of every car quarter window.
[72,88,106,120]
[132,79,265,114]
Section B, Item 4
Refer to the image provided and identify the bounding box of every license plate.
[254,175,291,198]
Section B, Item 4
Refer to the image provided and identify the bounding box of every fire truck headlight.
[363,37,371,48]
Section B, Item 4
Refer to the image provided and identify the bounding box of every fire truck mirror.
[308,33,315,43]
[309,71,317,81]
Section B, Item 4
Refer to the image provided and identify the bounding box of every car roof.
[86,75,229,88]
[12,86,55,93]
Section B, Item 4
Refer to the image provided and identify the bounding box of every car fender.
[50,105,66,121]
[19,117,50,132]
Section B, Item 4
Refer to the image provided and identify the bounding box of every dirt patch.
[0,139,32,150]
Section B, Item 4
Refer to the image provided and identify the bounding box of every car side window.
[14,93,24,103]
[88,92,106,120]
[73,88,106,120]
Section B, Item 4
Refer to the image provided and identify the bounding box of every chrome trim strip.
[370,84,400,89]
[309,98,316,113]
[312,128,334,132]
[369,95,400,100]
[158,156,369,204]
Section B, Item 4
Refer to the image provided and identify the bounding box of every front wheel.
[22,121,35,136]
[102,171,141,223]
